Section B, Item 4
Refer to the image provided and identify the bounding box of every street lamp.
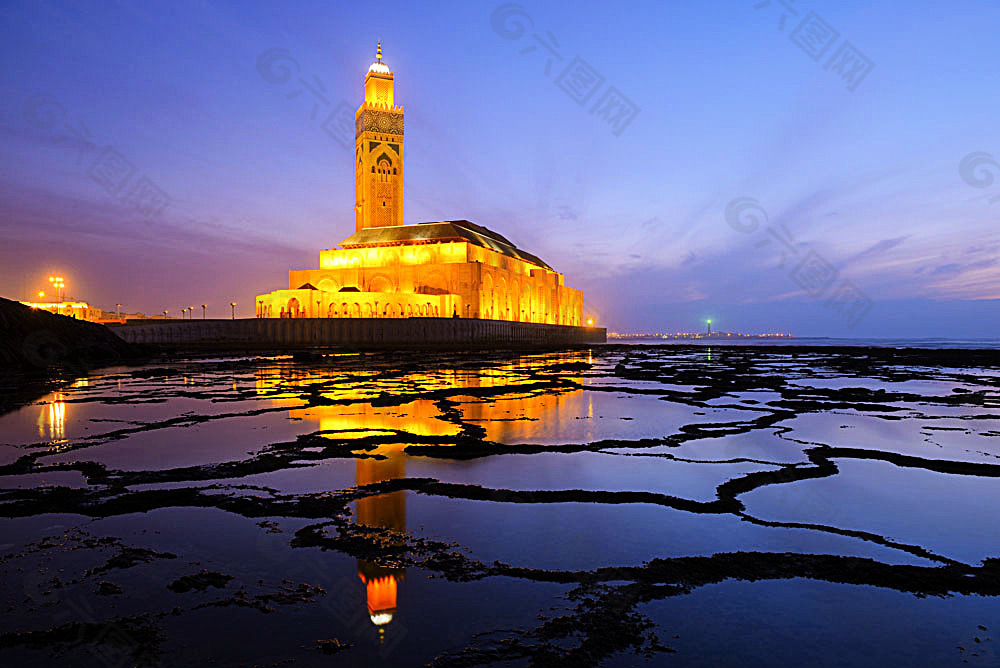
[116,303,122,318]
[163,310,168,319]
[201,304,207,319]
[230,302,237,320]
[48,276,65,301]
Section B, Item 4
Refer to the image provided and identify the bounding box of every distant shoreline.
[602,337,1000,350]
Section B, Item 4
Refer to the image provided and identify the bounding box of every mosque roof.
[339,220,553,270]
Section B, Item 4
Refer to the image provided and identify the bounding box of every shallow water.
[0,346,998,666]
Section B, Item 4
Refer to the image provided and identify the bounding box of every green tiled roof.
[339,220,552,270]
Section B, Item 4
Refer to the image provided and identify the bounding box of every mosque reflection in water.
[256,355,589,635]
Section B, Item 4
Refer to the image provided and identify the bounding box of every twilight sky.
[1,0,998,336]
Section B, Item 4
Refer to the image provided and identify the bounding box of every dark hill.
[0,296,146,387]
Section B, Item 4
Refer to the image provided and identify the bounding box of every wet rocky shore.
[0,345,997,666]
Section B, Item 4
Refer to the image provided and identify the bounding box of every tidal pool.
[0,345,998,666]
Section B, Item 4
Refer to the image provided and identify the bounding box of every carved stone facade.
[355,109,404,137]
[354,48,404,233]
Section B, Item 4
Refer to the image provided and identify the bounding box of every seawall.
[109,318,606,349]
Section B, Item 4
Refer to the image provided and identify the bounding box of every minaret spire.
[356,43,403,231]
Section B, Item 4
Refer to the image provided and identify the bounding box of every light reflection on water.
[1,346,998,666]
[356,446,407,633]
[255,356,592,633]
[36,393,65,442]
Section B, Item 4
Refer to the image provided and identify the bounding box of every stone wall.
[109,318,606,349]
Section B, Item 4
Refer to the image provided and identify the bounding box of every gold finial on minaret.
[376,40,382,62]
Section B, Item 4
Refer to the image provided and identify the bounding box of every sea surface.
[611,336,1000,349]
[0,344,998,666]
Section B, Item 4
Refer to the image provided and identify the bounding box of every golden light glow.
[261,234,583,323]
[587,318,594,326]
[37,393,66,441]
[359,574,398,625]
[257,356,590,629]
[364,42,395,104]
[254,45,586,326]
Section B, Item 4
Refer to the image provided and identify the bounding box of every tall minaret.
[354,41,404,232]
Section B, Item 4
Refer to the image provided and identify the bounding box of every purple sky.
[1,0,998,336]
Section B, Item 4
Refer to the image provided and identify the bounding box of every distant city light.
[606,330,792,340]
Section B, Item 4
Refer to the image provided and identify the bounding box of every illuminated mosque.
[255,44,584,325]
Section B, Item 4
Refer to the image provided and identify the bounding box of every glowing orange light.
[359,574,398,625]
[586,318,594,326]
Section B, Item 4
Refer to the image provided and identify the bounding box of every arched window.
[369,275,393,293]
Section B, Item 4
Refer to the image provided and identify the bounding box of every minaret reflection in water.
[355,446,407,637]
[256,355,589,637]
